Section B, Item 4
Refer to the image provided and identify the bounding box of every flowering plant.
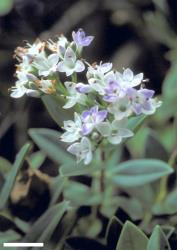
[11,28,161,165]
[2,28,175,249]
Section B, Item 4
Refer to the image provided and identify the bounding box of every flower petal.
[48,53,59,65]
[64,47,76,62]
[75,60,85,73]
[132,73,143,86]
[123,68,133,81]
[96,122,111,137]
[108,135,122,145]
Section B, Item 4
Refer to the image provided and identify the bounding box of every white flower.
[116,68,143,88]
[26,40,45,56]
[32,53,59,76]
[15,41,46,73]
[10,82,39,98]
[96,119,133,145]
[47,36,68,58]
[56,36,68,58]
[60,113,83,143]
[63,82,86,109]
[67,137,92,165]
[108,96,132,120]
[17,56,33,73]
[87,62,112,77]
[11,72,39,98]
[39,79,56,94]
[57,47,85,76]
[86,63,113,95]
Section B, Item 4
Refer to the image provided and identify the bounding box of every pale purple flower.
[63,82,87,109]
[87,63,113,95]
[103,81,119,102]
[103,71,126,102]
[76,83,92,93]
[81,106,107,135]
[72,29,94,47]
[127,88,155,115]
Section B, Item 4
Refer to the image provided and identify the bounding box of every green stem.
[100,150,105,192]
[156,149,177,203]
[54,73,67,95]
[71,72,77,83]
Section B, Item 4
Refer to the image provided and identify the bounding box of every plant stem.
[71,72,77,82]
[156,149,177,202]
[100,150,106,193]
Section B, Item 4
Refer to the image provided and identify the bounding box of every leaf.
[147,225,171,250]
[86,219,102,237]
[64,180,101,206]
[29,128,74,165]
[116,221,148,250]
[42,95,72,127]
[14,218,30,234]
[163,63,177,101]
[153,188,177,215]
[106,216,123,250]
[117,197,143,220]
[106,146,122,169]
[29,151,46,169]
[162,189,177,214]
[110,159,173,187]
[22,201,69,250]
[127,127,149,157]
[0,143,31,210]
[124,185,155,208]
[158,125,176,152]
[53,209,77,250]
[0,157,12,176]
[0,230,20,245]
[60,162,103,177]
[144,130,168,161]
[0,0,13,16]
[49,176,65,206]
[127,114,146,132]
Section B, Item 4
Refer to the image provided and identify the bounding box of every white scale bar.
[3,243,44,247]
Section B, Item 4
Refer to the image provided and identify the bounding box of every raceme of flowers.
[10,28,161,165]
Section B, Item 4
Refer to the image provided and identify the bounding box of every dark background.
[0,0,176,162]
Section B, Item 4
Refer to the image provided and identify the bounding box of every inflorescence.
[10,29,161,165]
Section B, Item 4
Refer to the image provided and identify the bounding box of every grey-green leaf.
[29,151,46,169]
[163,63,177,101]
[0,230,20,245]
[42,95,72,127]
[0,156,12,176]
[147,225,171,250]
[22,201,69,250]
[110,159,173,187]
[144,130,168,161]
[0,0,13,16]
[116,221,148,250]
[29,128,74,165]
[0,143,31,210]
[127,114,146,132]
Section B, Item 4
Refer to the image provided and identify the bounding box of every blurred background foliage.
[1,0,177,249]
